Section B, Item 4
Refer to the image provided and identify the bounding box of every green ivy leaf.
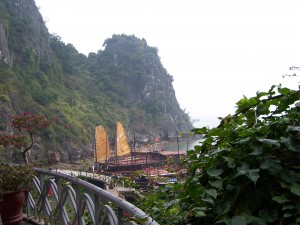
[152,206,160,212]
[259,159,270,170]
[223,156,236,168]
[291,183,300,197]
[244,215,267,225]
[248,97,258,105]
[259,209,278,223]
[215,201,232,217]
[256,103,270,116]
[281,136,300,152]
[268,85,276,96]
[256,91,268,98]
[272,195,289,204]
[235,137,251,145]
[280,170,298,184]
[247,169,260,184]
[212,148,227,155]
[260,157,281,171]
[208,128,222,136]
[201,196,214,205]
[192,127,208,134]
[206,189,218,198]
[218,129,231,137]
[202,136,214,145]
[283,205,294,210]
[195,210,206,217]
[193,207,207,218]
[194,207,207,211]
[207,168,223,177]
[283,212,294,218]
[239,162,250,170]
[189,187,204,199]
[249,147,263,156]
[236,168,260,184]
[257,138,280,147]
[230,216,247,225]
[245,110,256,127]
[208,180,223,190]
[165,199,180,210]
[278,87,291,95]
[236,97,249,110]
[286,125,300,132]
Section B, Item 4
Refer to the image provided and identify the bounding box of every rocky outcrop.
[0,22,13,67]
[102,35,193,138]
[0,0,193,159]
[1,0,52,64]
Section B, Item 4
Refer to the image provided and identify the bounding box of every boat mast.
[176,129,180,159]
[133,128,136,152]
[94,126,97,163]
[131,128,135,165]
[116,122,118,164]
[106,132,108,162]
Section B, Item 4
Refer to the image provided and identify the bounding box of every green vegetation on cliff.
[0,0,192,159]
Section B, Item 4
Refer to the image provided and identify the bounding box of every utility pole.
[176,130,180,158]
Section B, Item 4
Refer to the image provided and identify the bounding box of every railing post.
[117,207,124,225]
[38,173,49,225]
[26,191,31,218]
[75,185,80,225]
[94,194,100,224]
[27,168,159,225]
[55,177,64,225]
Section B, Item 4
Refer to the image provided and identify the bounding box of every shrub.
[182,85,300,225]
[0,112,52,164]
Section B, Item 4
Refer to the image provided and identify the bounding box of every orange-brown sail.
[94,125,110,162]
[116,121,131,157]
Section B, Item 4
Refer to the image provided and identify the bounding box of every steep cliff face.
[98,35,193,138]
[0,21,13,67]
[0,0,193,160]
[0,0,52,66]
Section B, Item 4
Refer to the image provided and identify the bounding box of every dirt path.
[53,158,94,171]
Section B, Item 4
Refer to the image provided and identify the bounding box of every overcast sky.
[35,0,300,128]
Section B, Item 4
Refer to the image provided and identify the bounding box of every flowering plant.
[0,112,52,195]
[0,112,51,165]
[0,133,26,149]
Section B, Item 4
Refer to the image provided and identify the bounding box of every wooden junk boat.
[93,121,186,174]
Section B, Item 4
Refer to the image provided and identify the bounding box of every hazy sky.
[35,0,300,128]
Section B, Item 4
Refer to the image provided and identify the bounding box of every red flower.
[0,112,54,164]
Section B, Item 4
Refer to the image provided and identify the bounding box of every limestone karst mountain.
[0,0,193,162]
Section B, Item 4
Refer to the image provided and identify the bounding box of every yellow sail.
[116,121,131,157]
[94,125,110,162]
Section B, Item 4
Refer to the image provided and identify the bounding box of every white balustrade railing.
[25,168,159,225]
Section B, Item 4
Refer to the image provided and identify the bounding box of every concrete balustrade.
[24,168,158,225]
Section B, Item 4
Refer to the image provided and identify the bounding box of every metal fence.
[25,168,159,225]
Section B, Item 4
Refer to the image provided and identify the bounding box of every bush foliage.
[184,85,300,225]
[137,85,300,225]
